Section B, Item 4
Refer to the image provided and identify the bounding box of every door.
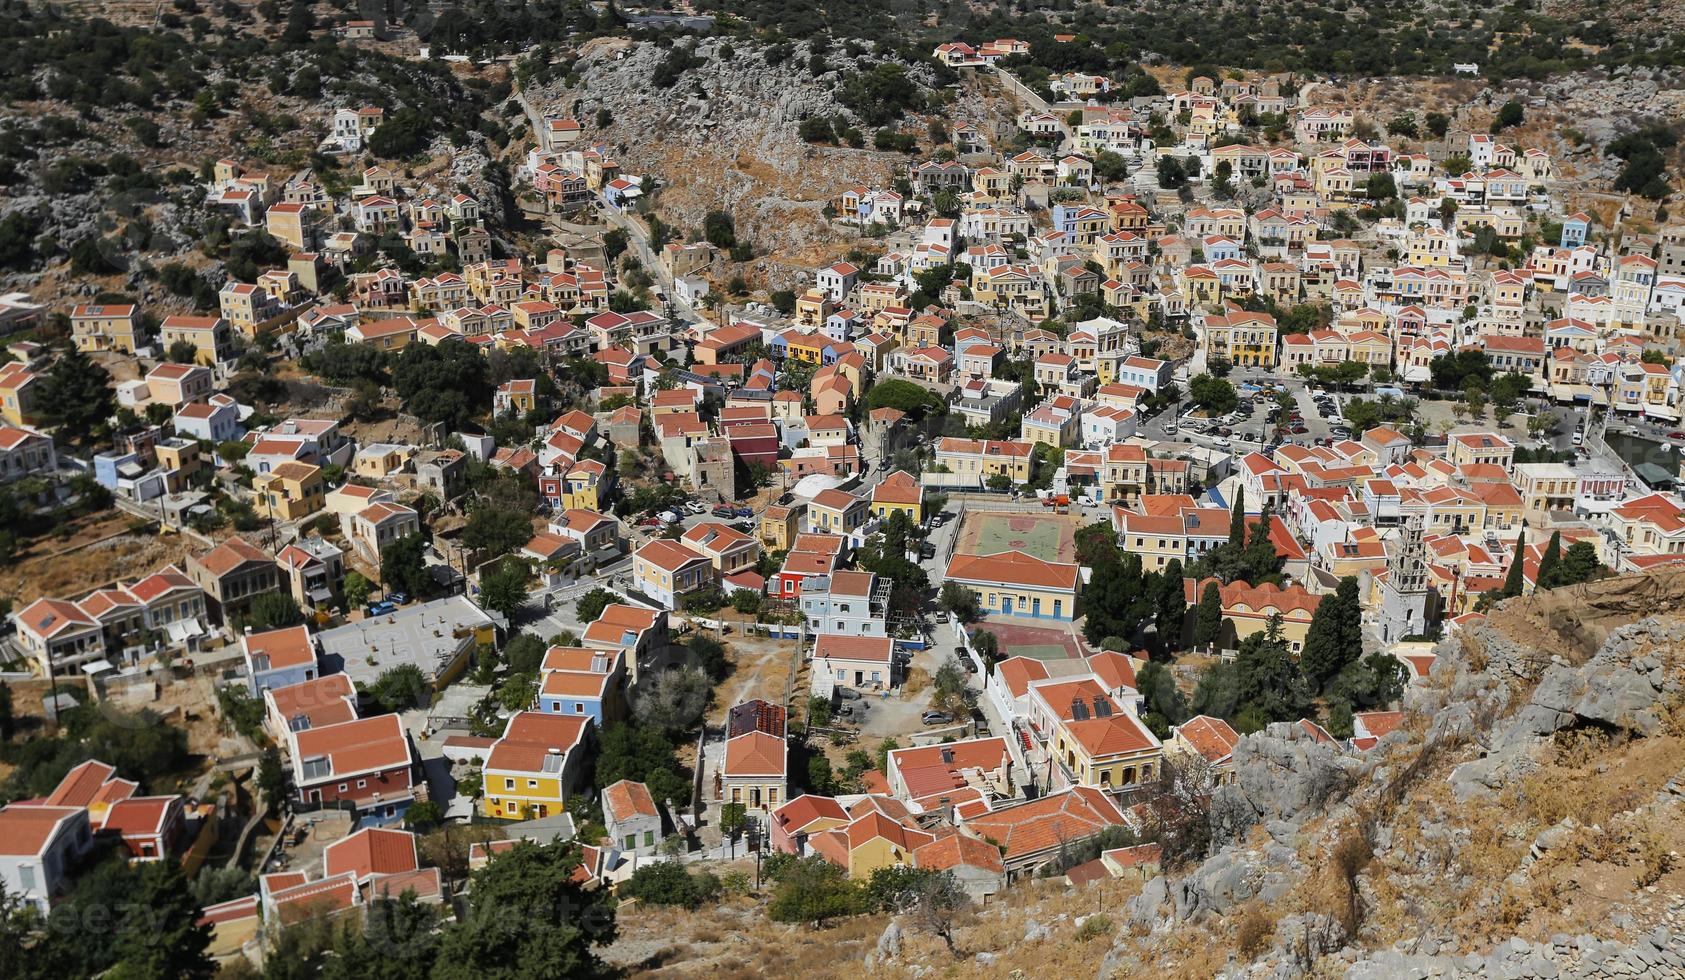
[1001,596,1013,614]
[1032,598,1042,616]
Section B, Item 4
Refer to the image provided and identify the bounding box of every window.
[643,830,655,847]
[575,702,585,713]
[504,778,516,790]
[527,779,539,788]
[338,783,348,793]
[357,779,367,789]
[624,835,636,850]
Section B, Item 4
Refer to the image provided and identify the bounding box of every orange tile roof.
[245,624,316,671]
[0,805,84,856]
[960,786,1126,859]
[603,779,659,822]
[44,759,117,807]
[724,730,786,778]
[485,712,589,774]
[1174,715,1241,764]
[946,550,1080,591]
[323,827,420,881]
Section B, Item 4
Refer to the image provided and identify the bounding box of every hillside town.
[3,6,1685,978]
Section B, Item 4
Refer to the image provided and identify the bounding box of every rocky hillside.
[604,570,1685,980]
[523,39,934,281]
[1106,569,1685,979]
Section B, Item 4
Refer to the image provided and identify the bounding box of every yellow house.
[159,315,236,366]
[1182,578,1322,654]
[1204,308,1278,368]
[1447,431,1515,471]
[870,470,924,522]
[71,304,144,354]
[760,503,805,551]
[255,461,326,521]
[813,809,936,879]
[1180,266,1223,309]
[480,712,590,820]
[1118,512,1185,573]
[632,539,718,609]
[1030,678,1162,789]
[155,438,204,491]
[352,443,414,479]
[795,289,833,329]
[561,458,613,511]
[933,437,1035,485]
[786,332,830,365]
[0,362,40,426]
[945,551,1081,621]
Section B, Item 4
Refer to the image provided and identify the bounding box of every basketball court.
[953,509,1083,564]
[978,619,1089,662]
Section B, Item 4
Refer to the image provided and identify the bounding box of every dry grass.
[1233,902,1275,959]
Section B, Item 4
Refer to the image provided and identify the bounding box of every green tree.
[632,667,710,736]
[1535,530,1563,589]
[37,346,115,445]
[1227,485,1247,550]
[477,559,531,619]
[1501,530,1527,598]
[1136,659,1189,738]
[343,570,371,609]
[1491,100,1524,132]
[767,856,864,925]
[432,841,616,980]
[595,723,689,806]
[1298,575,1362,692]
[938,583,980,623]
[1193,581,1224,650]
[1329,651,1408,713]
[1559,541,1603,586]
[620,863,720,909]
[864,378,946,418]
[463,505,533,558]
[323,893,439,979]
[1154,559,1187,652]
[256,745,285,808]
[243,592,303,631]
[1230,615,1312,728]
[379,534,433,597]
[369,664,429,713]
[575,587,617,623]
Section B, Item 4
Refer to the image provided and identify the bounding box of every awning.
[308,587,335,604]
[166,619,206,644]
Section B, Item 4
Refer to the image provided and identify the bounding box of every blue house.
[242,624,321,696]
[1561,211,1591,248]
[536,647,626,726]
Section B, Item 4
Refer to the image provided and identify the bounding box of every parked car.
[920,542,936,560]
[712,504,737,518]
[921,710,953,725]
[735,506,754,518]
[683,502,706,516]
[637,517,662,528]
[387,591,409,606]
[836,687,862,701]
[958,657,977,674]
[366,601,396,617]
[1291,425,1309,434]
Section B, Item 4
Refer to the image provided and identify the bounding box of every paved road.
[512,87,709,328]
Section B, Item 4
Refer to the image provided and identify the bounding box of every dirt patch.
[1483,567,1685,665]
[0,518,197,605]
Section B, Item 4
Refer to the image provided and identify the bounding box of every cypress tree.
[1536,530,1562,590]
[1228,485,1247,549]
[1299,575,1361,691]
[1193,580,1225,650]
[1501,529,1527,597]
